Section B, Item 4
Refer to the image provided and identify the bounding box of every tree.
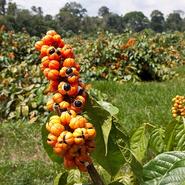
[56,2,87,34]
[0,0,6,15]
[7,2,17,16]
[98,6,110,17]
[123,11,149,32]
[150,10,165,32]
[166,13,183,31]
[103,13,124,33]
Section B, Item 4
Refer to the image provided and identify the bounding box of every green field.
[1,66,185,185]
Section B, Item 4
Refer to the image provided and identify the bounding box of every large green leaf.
[130,124,150,163]
[41,123,63,164]
[149,127,165,153]
[84,96,126,176]
[54,172,68,185]
[143,151,185,185]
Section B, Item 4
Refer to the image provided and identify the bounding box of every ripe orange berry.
[63,58,76,68]
[41,45,49,57]
[42,35,54,45]
[46,98,55,111]
[35,40,44,51]
[49,115,61,122]
[60,110,76,125]
[52,93,63,104]
[53,143,68,155]
[69,116,87,130]
[46,30,57,36]
[68,75,79,84]
[85,122,96,139]
[60,67,79,78]
[58,131,74,145]
[49,60,60,70]
[59,101,70,111]
[47,69,60,80]
[47,133,58,147]
[73,128,88,145]
[61,44,74,58]
[49,123,65,136]
[58,82,78,96]
[41,56,50,68]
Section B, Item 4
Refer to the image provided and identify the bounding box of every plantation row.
[1,29,185,121]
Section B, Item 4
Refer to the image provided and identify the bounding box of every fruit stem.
[54,104,61,116]
[85,162,105,185]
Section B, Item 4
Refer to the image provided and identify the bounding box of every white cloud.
[11,0,185,18]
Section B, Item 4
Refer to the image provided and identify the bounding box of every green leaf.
[54,172,68,185]
[143,151,185,185]
[84,96,125,176]
[130,123,150,163]
[97,100,119,116]
[67,169,81,185]
[101,116,112,155]
[149,127,165,153]
[41,123,63,164]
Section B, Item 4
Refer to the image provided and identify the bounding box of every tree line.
[0,0,185,36]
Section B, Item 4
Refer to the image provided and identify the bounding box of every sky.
[11,0,185,18]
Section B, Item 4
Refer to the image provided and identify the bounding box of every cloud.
[12,0,185,18]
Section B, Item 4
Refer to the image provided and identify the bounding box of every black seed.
[56,49,61,56]
[63,83,71,91]
[66,68,73,74]
[47,138,51,141]
[74,100,82,107]
[49,48,55,54]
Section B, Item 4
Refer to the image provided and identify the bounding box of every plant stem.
[85,162,105,185]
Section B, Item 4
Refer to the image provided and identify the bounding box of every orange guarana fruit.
[52,93,63,104]
[47,133,58,147]
[69,116,87,130]
[61,45,74,58]
[59,101,70,110]
[48,60,60,70]
[49,115,61,122]
[58,131,74,145]
[43,68,50,78]
[40,45,49,57]
[68,75,79,84]
[63,58,76,68]
[58,82,78,96]
[46,30,57,36]
[85,122,96,139]
[60,110,76,125]
[73,128,88,145]
[35,40,44,51]
[42,35,54,45]
[46,98,55,111]
[47,69,60,80]
[50,123,65,136]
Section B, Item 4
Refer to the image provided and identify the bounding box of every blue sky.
[12,0,185,18]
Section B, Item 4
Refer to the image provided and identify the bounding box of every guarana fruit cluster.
[171,95,185,118]
[35,30,96,172]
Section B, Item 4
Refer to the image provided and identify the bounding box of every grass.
[1,66,185,184]
[0,121,62,185]
[92,75,185,133]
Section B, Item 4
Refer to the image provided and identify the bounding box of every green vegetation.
[1,66,185,184]
[1,26,185,184]
[0,1,185,36]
